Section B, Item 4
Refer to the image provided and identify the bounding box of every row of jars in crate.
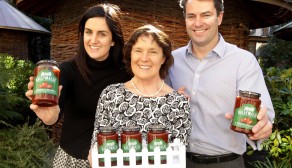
[96,124,169,166]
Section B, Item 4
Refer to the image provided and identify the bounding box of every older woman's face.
[130,34,165,80]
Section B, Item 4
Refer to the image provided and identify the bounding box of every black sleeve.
[58,61,75,120]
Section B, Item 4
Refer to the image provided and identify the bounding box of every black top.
[58,55,130,159]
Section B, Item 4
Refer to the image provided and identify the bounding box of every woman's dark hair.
[75,3,124,84]
[123,25,173,79]
[179,0,224,16]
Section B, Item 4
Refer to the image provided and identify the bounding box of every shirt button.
[193,91,196,95]
[196,74,200,78]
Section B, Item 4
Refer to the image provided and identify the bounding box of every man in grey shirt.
[166,0,275,167]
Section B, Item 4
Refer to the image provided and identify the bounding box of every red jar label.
[33,69,58,96]
[232,104,258,130]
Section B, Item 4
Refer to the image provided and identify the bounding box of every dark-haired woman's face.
[84,17,114,61]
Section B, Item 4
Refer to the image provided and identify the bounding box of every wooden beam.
[248,36,270,42]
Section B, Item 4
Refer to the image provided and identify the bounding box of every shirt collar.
[186,40,193,55]
[213,34,226,58]
[185,34,226,59]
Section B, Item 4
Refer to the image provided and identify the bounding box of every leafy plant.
[256,67,292,165]
[246,67,292,167]
[261,129,292,162]
[253,153,292,168]
[258,37,292,69]
[0,119,56,168]
[0,53,35,126]
[265,67,292,131]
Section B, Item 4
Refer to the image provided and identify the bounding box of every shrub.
[265,67,292,130]
[247,67,292,167]
[0,53,35,126]
[0,119,56,168]
[258,37,292,69]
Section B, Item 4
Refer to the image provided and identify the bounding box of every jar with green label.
[231,90,261,134]
[32,60,60,107]
[121,126,142,165]
[97,127,119,167]
[147,124,168,164]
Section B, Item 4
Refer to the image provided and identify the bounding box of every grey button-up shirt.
[166,35,274,155]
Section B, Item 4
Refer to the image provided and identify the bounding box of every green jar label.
[122,139,142,161]
[33,70,58,95]
[148,139,168,161]
[98,140,118,162]
[232,104,258,130]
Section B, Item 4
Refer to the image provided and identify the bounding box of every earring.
[111,42,115,46]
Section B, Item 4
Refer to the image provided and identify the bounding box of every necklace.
[131,78,164,97]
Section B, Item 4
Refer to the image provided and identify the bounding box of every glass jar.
[97,127,119,167]
[121,126,142,165]
[147,124,168,164]
[32,60,60,107]
[231,90,261,134]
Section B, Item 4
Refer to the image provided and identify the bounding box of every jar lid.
[99,126,117,133]
[239,90,261,98]
[122,126,140,132]
[36,59,59,66]
[148,124,166,131]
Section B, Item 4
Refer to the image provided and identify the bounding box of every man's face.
[185,0,223,48]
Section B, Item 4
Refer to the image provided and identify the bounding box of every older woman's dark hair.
[123,25,173,79]
[75,3,124,84]
[179,0,224,16]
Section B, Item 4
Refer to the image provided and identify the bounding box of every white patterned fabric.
[91,83,191,148]
[53,146,90,168]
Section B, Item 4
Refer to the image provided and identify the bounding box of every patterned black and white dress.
[91,83,191,147]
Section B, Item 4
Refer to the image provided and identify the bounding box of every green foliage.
[258,37,292,69]
[0,54,56,167]
[0,119,56,168]
[261,129,292,163]
[253,153,292,168]
[265,67,292,130]
[248,67,292,167]
[0,53,35,126]
[265,67,292,162]
[249,67,292,167]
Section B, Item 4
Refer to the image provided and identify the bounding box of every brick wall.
[0,29,28,59]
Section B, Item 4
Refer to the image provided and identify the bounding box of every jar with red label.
[231,90,261,134]
[147,124,168,164]
[121,126,142,165]
[32,60,60,107]
[97,127,119,167]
